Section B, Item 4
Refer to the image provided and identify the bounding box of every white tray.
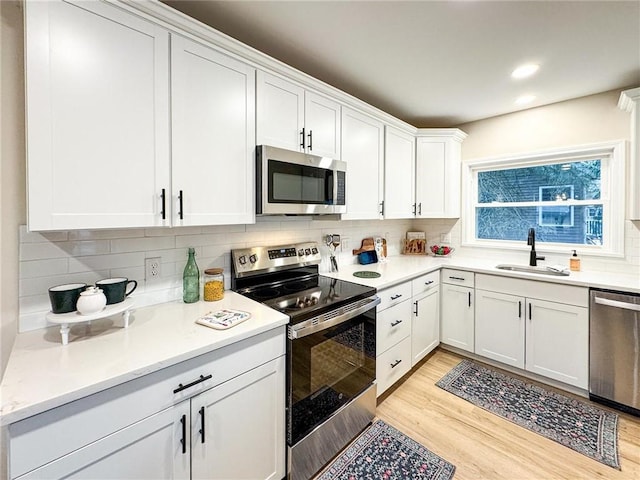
[46,298,134,345]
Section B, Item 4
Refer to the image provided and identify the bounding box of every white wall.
[456,90,640,274]
[1,0,25,376]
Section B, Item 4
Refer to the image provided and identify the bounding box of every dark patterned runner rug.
[436,360,620,469]
[317,419,456,480]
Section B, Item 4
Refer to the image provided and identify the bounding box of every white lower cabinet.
[475,274,589,389]
[440,269,475,353]
[8,329,286,480]
[411,272,440,366]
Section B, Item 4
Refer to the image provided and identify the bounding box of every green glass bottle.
[183,247,200,303]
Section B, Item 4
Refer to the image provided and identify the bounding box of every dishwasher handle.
[594,296,640,312]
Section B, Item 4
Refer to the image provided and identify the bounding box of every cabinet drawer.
[411,271,439,296]
[377,282,412,311]
[442,268,474,287]
[8,327,285,479]
[376,300,412,355]
[376,336,412,397]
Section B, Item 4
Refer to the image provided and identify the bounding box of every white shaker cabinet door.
[304,91,342,159]
[25,0,170,230]
[15,403,190,480]
[256,71,305,152]
[383,126,415,219]
[440,284,474,353]
[171,35,255,226]
[525,299,589,388]
[415,138,447,217]
[190,356,286,480]
[341,108,384,219]
[475,290,525,369]
[411,286,440,366]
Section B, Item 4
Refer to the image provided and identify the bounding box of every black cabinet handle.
[300,127,305,149]
[173,374,213,394]
[449,276,466,281]
[390,294,403,300]
[518,300,522,318]
[418,203,422,215]
[390,359,402,368]
[529,303,532,320]
[180,414,187,454]
[425,280,434,285]
[414,301,419,316]
[391,319,403,327]
[379,200,385,216]
[178,190,184,220]
[199,406,205,444]
[307,130,313,150]
[161,188,166,220]
[468,292,471,307]
[412,203,417,216]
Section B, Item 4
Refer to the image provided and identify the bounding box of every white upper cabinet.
[341,108,385,219]
[25,0,170,230]
[383,126,416,219]
[171,35,255,226]
[415,129,467,218]
[256,71,341,159]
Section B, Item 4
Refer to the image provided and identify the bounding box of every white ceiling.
[161,0,640,127]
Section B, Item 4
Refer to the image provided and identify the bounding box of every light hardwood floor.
[373,348,640,480]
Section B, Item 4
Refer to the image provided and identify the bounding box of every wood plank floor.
[372,348,640,480]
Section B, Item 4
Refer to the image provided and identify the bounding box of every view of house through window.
[475,159,603,245]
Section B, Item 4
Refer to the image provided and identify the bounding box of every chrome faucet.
[527,228,545,266]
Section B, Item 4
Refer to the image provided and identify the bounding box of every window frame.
[462,140,626,256]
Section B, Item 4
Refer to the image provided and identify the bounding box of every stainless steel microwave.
[256,145,347,215]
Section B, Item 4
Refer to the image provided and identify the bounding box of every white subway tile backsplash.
[19,226,69,243]
[68,228,146,240]
[20,270,109,297]
[144,226,203,237]
[110,236,175,253]
[20,258,68,279]
[68,252,144,273]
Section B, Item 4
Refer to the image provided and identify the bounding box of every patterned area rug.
[317,419,456,480]
[437,360,620,469]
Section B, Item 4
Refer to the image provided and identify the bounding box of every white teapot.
[76,286,107,315]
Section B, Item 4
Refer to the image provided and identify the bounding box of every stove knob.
[298,249,305,257]
[304,248,311,255]
[311,247,318,255]
[238,255,247,265]
[249,254,258,264]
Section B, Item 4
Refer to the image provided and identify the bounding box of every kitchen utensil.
[48,283,87,314]
[326,234,341,272]
[353,271,381,279]
[96,277,137,305]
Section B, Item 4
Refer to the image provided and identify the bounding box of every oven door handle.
[288,295,380,339]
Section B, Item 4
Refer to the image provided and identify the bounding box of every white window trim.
[461,140,626,257]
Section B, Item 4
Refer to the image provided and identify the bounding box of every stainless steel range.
[231,242,378,480]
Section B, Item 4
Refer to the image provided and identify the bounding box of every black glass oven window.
[269,160,333,204]
[288,310,375,445]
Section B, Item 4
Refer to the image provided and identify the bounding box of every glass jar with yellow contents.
[203,268,224,301]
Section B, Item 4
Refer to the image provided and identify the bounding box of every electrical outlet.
[145,257,162,282]
[440,233,452,244]
[341,237,350,252]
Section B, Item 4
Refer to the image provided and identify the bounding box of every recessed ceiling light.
[515,94,536,105]
[512,64,539,79]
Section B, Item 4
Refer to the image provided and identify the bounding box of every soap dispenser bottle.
[570,250,581,272]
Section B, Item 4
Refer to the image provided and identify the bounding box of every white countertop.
[0,292,288,426]
[323,254,640,293]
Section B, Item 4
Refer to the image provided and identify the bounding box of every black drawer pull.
[449,276,466,281]
[518,301,522,318]
[529,303,532,320]
[199,406,206,444]
[468,292,472,307]
[391,319,403,327]
[424,280,434,285]
[173,374,213,394]
[390,359,402,368]
[390,294,403,300]
[180,414,187,454]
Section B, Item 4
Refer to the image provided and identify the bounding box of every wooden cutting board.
[352,237,375,255]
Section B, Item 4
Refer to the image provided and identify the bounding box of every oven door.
[257,145,346,215]
[287,297,377,446]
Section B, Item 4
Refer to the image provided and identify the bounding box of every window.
[463,141,625,255]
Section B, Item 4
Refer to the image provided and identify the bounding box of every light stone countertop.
[322,254,640,293]
[0,292,288,426]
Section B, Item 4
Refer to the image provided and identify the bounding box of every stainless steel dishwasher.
[590,289,640,416]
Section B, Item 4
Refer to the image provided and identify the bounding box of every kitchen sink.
[495,264,570,276]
